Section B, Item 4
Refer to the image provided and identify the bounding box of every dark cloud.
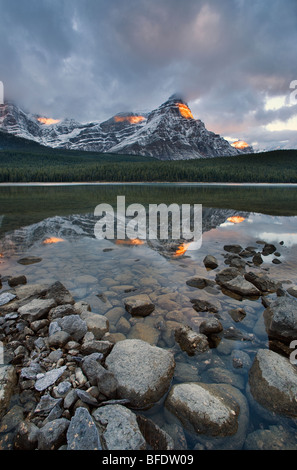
[0,0,296,148]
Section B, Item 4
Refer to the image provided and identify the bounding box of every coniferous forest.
[0,131,296,183]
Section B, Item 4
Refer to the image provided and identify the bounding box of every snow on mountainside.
[0,95,253,160]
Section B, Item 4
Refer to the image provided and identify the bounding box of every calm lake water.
[0,183,297,449]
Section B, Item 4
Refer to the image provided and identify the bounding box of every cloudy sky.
[1,0,297,150]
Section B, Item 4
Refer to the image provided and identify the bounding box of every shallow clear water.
[0,183,297,449]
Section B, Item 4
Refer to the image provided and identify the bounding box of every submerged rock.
[249,349,297,418]
[203,255,218,270]
[124,294,155,317]
[165,382,240,437]
[175,325,209,355]
[220,275,261,297]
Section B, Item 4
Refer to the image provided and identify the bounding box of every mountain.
[0,95,253,160]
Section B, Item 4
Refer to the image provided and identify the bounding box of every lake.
[0,183,297,450]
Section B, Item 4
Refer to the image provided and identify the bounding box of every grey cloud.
[0,0,296,148]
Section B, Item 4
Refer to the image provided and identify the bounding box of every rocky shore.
[0,240,297,450]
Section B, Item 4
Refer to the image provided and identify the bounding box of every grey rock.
[124,294,155,317]
[221,275,261,297]
[63,388,78,410]
[81,340,113,356]
[263,296,297,344]
[0,405,24,434]
[48,321,61,336]
[186,277,216,289]
[35,366,67,392]
[18,298,57,322]
[76,389,98,406]
[249,349,297,417]
[215,267,242,285]
[199,318,223,336]
[45,281,74,305]
[67,407,102,450]
[34,394,63,416]
[105,339,175,409]
[203,255,218,269]
[80,312,109,340]
[244,272,281,293]
[0,292,17,306]
[81,353,105,386]
[92,404,146,450]
[48,331,71,348]
[287,286,297,298]
[165,382,240,437]
[37,418,69,450]
[190,298,218,313]
[175,325,209,355]
[57,315,87,342]
[20,362,43,380]
[262,243,277,256]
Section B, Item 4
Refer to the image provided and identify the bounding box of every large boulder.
[105,339,175,409]
[263,296,297,344]
[248,349,297,418]
[165,382,240,438]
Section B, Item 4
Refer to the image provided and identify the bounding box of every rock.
[228,308,246,322]
[124,294,155,317]
[17,256,42,265]
[186,277,216,289]
[8,275,27,288]
[14,421,39,450]
[203,255,218,270]
[49,304,76,320]
[76,390,98,406]
[224,244,243,254]
[249,349,297,417]
[128,323,160,345]
[81,340,113,356]
[252,253,263,266]
[18,298,57,322]
[0,405,24,434]
[45,281,74,305]
[231,350,252,374]
[287,286,297,298]
[244,425,297,450]
[0,366,17,419]
[136,415,174,450]
[263,296,297,344]
[0,292,17,306]
[215,267,241,285]
[48,331,71,348]
[165,382,240,437]
[37,418,69,450]
[190,299,218,313]
[175,325,209,355]
[262,243,277,256]
[34,366,67,392]
[67,407,102,450]
[80,312,109,340]
[20,362,43,380]
[105,339,175,409]
[56,315,87,342]
[244,272,281,293]
[34,394,63,417]
[272,258,282,264]
[221,275,261,297]
[81,353,104,386]
[92,404,146,450]
[199,318,223,336]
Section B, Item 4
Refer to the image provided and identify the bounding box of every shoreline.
[1,181,297,187]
